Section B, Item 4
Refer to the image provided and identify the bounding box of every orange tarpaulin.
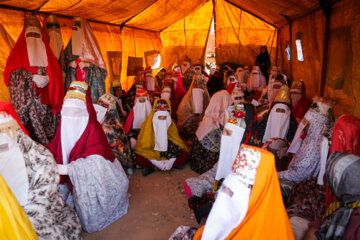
[160,1,213,70]
[214,0,277,67]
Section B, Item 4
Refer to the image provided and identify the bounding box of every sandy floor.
[82,164,202,240]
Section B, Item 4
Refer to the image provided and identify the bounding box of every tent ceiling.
[0,0,323,29]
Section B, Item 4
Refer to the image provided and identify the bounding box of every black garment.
[206,71,224,97]
[255,53,271,84]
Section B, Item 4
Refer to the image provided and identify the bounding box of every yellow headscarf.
[135,99,189,160]
[176,75,210,127]
[0,174,37,240]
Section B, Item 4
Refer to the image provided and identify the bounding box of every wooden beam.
[319,0,332,96]
[224,0,278,29]
[212,0,218,63]
[275,28,279,66]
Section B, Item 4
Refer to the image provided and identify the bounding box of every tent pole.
[319,0,332,97]
[212,0,217,64]
[202,15,214,65]
[289,20,293,81]
[275,28,279,66]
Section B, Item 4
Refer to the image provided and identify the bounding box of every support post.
[319,0,332,97]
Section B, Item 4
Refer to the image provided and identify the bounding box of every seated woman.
[188,90,233,174]
[95,93,133,172]
[135,99,189,176]
[185,103,246,198]
[48,81,129,233]
[278,98,333,184]
[290,80,312,122]
[314,152,360,240]
[301,114,360,240]
[177,74,210,141]
[172,145,294,240]
[257,85,298,144]
[0,102,81,239]
[124,89,152,149]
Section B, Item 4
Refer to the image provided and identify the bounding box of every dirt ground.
[82,164,202,240]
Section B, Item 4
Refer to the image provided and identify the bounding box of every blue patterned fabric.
[278,109,329,183]
[199,126,223,152]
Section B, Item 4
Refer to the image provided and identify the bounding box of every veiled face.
[228,75,236,84]
[181,61,191,73]
[194,66,202,75]
[157,72,165,80]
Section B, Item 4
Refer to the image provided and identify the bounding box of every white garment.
[93,104,107,123]
[235,68,244,83]
[132,98,152,129]
[268,82,283,104]
[247,71,260,90]
[60,99,89,165]
[149,158,177,171]
[192,88,205,114]
[263,103,291,143]
[32,74,49,88]
[25,26,48,67]
[201,174,251,240]
[48,27,63,59]
[317,137,329,185]
[152,111,171,152]
[161,87,171,100]
[215,122,245,180]
[0,134,29,206]
[146,74,155,91]
[288,111,312,153]
[202,146,260,240]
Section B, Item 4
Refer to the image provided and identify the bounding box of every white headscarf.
[262,103,291,143]
[235,67,245,83]
[195,90,233,141]
[25,26,48,67]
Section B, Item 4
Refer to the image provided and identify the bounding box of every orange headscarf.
[193,145,294,240]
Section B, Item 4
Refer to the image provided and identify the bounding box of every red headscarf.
[325,115,360,208]
[292,81,312,120]
[47,87,115,187]
[0,102,28,135]
[4,19,64,114]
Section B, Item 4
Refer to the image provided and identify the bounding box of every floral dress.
[16,129,82,240]
[8,69,59,146]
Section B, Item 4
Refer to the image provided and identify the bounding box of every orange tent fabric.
[193,145,294,240]
[214,0,277,67]
[160,1,213,70]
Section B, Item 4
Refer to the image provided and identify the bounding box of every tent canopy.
[0,0,322,28]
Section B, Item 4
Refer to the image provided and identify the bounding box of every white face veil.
[133,97,152,129]
[235,68,244,83]
[47,25,63,59]
[288,110,312,153]
[25,26,48,67]
[192,88,205,114]
[268,82,284,104]
[60,99,89,165]
[262,103,291,143]
[215,122,246,181]
[0,115,29,206]
[202,146,261,240]
[146,73,155,91]
[152,111,171,151]
[247,70,260,90]
[290,89,302,106]
[161,87,171,100]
